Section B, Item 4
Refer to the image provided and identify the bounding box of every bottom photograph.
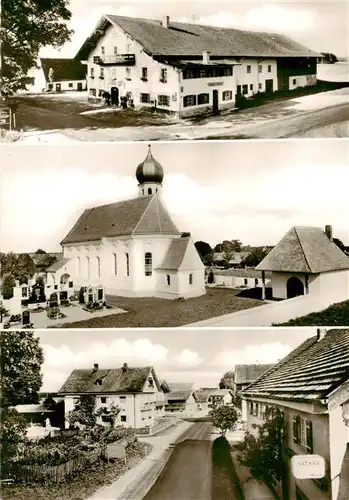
[1,327,348,500]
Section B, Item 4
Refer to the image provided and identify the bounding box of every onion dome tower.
[136,145,164,197]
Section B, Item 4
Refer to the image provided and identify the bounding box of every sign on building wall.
[207,82,224,87]
[291,455,325,479]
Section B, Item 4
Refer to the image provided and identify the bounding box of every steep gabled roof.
[76,15,319,60]
[40,58,86,81]
[166,390,193,401]
[58,365,157,394]
[241,329,349,403]
[61,195,180,245]
[256,227,349,273]
[234,364,275,385]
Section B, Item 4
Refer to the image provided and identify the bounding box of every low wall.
[185,292,339,327]
[135,418,175,436]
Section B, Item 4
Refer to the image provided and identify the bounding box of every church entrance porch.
[286,276,305,299]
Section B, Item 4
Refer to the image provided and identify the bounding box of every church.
[46,147,206,299]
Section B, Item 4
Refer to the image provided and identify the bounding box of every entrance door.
[265,79,274,93]
[212,89,219,113]
[111,86,119,106]
[77,82,83,91]
[287,277,304,299]
[56,83,61,92]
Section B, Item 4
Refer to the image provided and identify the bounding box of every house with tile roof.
[234,363,275,395]
[240,328,349,500]
[208,388,234,409]
[256,225,349,301]
[76,14,319,117]
[210,267,272,290]
[46,146,205,300]
[58,362,166,429]
[165,383,197,414]
[25,58,87,93]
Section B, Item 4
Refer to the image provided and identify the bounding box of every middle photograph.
[1,139,349,329]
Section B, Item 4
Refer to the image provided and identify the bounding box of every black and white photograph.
[1,327,349,500]
[1,1,348,143]
[1,140,349,329]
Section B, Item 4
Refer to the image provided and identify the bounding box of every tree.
[209,405,238,436]
[0,407,27,464]
[239,407,286,488]
[333,238,346,253]
[219,371,235,389]
[1,273,16,299]
[35,249,47,254]
[207,269,215,284]
[195,241,213,265]
[95,404,120,427]
[67,395,98,429]
[1,0,73,95]
[242,248,269,268]
[0,331,44,407]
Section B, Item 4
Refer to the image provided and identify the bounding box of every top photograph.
[1,0,348,143]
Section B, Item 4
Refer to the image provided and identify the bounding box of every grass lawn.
[275,300,349,326]
[2,441,152,500]
[62,287,263,328]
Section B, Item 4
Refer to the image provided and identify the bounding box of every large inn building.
[76,15,319,117]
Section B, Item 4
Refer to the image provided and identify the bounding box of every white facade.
[25,64,86,93]
[46,80,87,92]
[235,59,278,96]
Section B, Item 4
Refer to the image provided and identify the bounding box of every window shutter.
[306,420,313,453]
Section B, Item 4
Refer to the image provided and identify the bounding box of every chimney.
[316,328,327,341]
[325,225,333,240]
[122,362,128,373]
[93,363,99,372]
[162,16,170,29]
[202,51,211,65]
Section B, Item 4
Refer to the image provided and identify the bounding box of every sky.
[40,0,349,59]
[36,327,317,392]
[1,139,349,253]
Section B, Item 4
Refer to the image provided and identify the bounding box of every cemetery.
[0,278,125,329]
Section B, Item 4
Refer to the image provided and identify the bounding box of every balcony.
[93,54,136,66]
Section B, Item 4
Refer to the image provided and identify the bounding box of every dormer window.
[148,377,154,387]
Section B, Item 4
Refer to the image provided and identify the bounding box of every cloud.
[245,4,316,33]
[174,349,203,367]
[211,342,292,369]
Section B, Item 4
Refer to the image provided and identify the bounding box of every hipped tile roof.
[157,237,189,271]
[58,366,156,394]
[241,329,349,402]
[77,15,319,59]
[256,227,349,273]
[61,195,180,245]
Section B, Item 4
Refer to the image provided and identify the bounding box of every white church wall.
[311,269,349,303]
[271,272,307,299]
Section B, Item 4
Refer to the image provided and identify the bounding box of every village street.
[15,87,349,143]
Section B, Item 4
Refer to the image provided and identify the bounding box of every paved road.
[143,421,213,500]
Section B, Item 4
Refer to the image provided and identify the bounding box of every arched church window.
[86,256,90,280]
[76,256,81,276]
[145,252,152,276]
[96,257,100,278]
[189,273,193,285]
[142,188,144,195]
[166,274,171,286]
[125,253,130,277]
[113,253,117,275]
[148,187,152,195]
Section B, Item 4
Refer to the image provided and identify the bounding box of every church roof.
[256,226,349,273]
[136,145,164,184]
[157,237,190,270]
[61,195,180,245]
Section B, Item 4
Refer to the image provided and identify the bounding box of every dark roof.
[241,329,349,402]
[46,258,70,273]
[194,388,214,403]
[77,15,319,59]
[58,366,156,394]
[256,227,349,273]
[234,364,275,385]
[61,195,180,245]
[166,389,193,401]
[40,58,86,82]
[157,237,190,270]
[213,268,263,278]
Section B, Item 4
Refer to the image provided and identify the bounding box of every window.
[258,83,262,90]
[158,94,170,106]
[254,278,259,285]
[199,68,206,78]
[293,415,301,444]
[160,68,167,83]
[268,64,272,73]
[183,95,196,107]
[99,67,104,79]
[113,253,117,276]
[293,78,297,85]
[140,93,150,103]
[148,187,152,195]
[236,85,242,94]
[244,278,248,285]
[166,274,171,286]
[54,284,58,290]
[121,415,127,422]
[125,253,130,277]
[242,84,248,95]
[120,396,126,402]
[22,287,28,298]
[96,257,100,278]
[189,273,193,285]
[101,397,107,404]
[246,65,251,73]
[198,93,209,105]
[48,83,53,90]
[145,252,152,276]
[90,88,96,96]
[68,82,73,88]
[77,256,81,276]
[250,84,253,91]
[224,67,233,76]
[148,377,154,387]
[114,46,118,55]
[258,65,262,73]
[101,46,105,55]
[69,281,73,288]
[90,67,94,78]
[141,67,148,80]
[86,256,90,279]
[300,418,313,452]
[222,90,232,101]
[126,67,131,80]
